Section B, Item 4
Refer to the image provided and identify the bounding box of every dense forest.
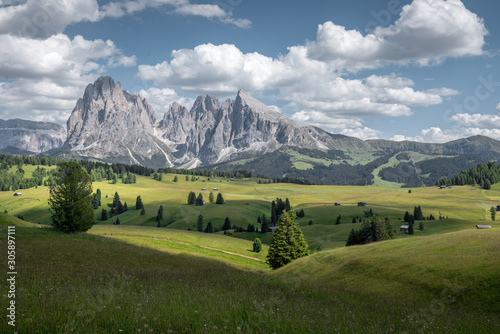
[436,161,500,189]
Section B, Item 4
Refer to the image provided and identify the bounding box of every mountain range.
[2,76,500,186]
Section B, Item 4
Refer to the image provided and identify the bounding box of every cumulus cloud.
[138,0,484,137]
[0,33,136,122]
[136,87,195,117]
[340,127,381,140]
[451,113,500,128]
[0,0,100,38]
[307,0,487,70]
[291,110,362,131]
[392,127,500,143]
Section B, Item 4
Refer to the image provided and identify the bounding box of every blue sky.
[1,0,499,142]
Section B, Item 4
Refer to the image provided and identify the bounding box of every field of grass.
[1,214,498,333]
[2,171,500,252]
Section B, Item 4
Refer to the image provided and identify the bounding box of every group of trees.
[346,216,394,246]
[187,192,225,206]
[436,161,500,189]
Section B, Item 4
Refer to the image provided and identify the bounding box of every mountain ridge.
[2,76,500,186]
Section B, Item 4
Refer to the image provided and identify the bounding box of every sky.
[0,0,499,143]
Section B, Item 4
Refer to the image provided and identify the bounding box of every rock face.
[56,76,500,172]
[158,89,340,167]
[0,119,66,153]
[63,76,172,167]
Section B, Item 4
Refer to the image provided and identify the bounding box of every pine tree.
[490,206,496,221]
[115,218,120,225]
[123,202,128,211]
[101,209,108,221]
[158,205,164,220]
[140,207,145,215]
[196,193,204,206]
[209,191,214,203]
[253,238,262,253]
[352,217,356,224]
[173,175,178,182]
[408,222,414,235]
[267,211,309,269]
[271,201,277,225]
[285,198,291,212]
[335,215,341,225]
[185,175,189,181]
[204,221,214,233]
[216,193,224,204]
[418,221,425,231]
[113,191,120,207]
[136,195,143,210]
[187,191,196,205]
[197,215,204,232]
[247,223,255,232]
[96,189,101,206]
[222,217,231,230]
[116,201,124,214]
[261,218,269,233]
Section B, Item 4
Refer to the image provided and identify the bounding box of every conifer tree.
[209,191,214,203]
[101,209,108,221]
[196,193,204,206]
[222,217,231,230]
[173,175,178,182]
[136,195,143,210]
[216,193,224,204]
[187,191,196,205]
[267,211,309,269]
[197,215,204,232]
[204,221,214,233]
[490,206,496,221]
[140,207,145,215]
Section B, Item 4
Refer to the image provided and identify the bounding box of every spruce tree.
[267,211,309,269]
[124,202,128,211]
[335,215,341,225]
[101,209,108,221]
[216,193,225,204]
[204,221,214,233]
[222,217,231,230]
[285,198,291,212]
[187,191,196,205]
[140,207,145,215]
[173,175,178,182]
[136,195,143,210]
[197,215,204,232]
[196,193,204,206]
[209,191,214,203]
[408,222,414,235]
[490,206,496,221]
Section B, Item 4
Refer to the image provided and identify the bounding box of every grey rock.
[0,118,65,153]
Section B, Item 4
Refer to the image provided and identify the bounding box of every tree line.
[436,161,500,189]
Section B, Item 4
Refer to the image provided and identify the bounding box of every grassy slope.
[2,172,500,251]
[1,216,498,333]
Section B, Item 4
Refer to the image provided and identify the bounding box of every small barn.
[334,202,341,206]
[213,188,219,191]
[439,185,446,189]
[496,205,500,212]
[201,188,207,191]
[358,202,367,207]
[13,192,22,196]
[400,225,410,233]
[269,226,279,233]
[476,225,492,229]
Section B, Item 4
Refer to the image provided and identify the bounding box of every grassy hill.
[2,172,500,251]
[1,215,498,333]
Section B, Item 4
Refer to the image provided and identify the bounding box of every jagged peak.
[236,89,280,116]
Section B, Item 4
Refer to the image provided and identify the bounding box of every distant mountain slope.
[0,119,66,153]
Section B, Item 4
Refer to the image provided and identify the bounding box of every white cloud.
[0,33,136,122]
[451,113,500,128]
[497,103,500,112]
[392,127,500,143]
[307,0,487,70]
[291,110,362,131]
[136,87,195,117]
[340,127,381,140]
[100,1,251,28]
[0,0,100,38]
[138,0,483,135]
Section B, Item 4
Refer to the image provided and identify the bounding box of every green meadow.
[1,171,499,332]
